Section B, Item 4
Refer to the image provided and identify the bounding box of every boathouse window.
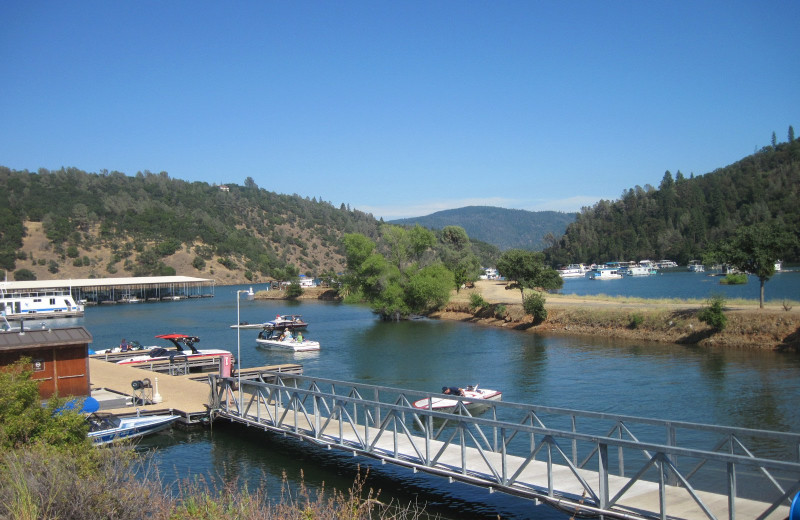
[50,298,56,305]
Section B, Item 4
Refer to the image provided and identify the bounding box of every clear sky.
[2,2,798,220]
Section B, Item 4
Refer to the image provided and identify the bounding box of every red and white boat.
[114,334,233,377]
[412,385,502,413]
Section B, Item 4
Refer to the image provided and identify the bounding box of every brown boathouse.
[0,326,93,399]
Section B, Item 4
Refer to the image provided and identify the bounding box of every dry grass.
[0,446,433,520]
[436,281,800,350]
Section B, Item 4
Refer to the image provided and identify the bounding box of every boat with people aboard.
[261,314,308,331]
[92,339,158,354]
[0,284,84,320]
[256,327,320,351]
[94,333,234,377]
[412,385,502,413]
[557,264,590,278]
[588,266,623,280]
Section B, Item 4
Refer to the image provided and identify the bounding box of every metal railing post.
[598,442,609,509]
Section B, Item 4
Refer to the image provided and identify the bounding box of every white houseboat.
[0,286,84,320]
[588,267,623,280]
[688,260,705,272]
[558,264,589,278]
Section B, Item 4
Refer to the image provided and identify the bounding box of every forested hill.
[544,138,800,267]
[389,206,576,251]
[0,167,383,282]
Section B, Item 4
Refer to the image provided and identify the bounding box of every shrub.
[47,260,59,274]
[469,292,488,311]
[192,256,206,270]
[698,294,727,331]
[217,257,236,270]
[523,291,548,323]
[286,281,304,298]
[13,268,36,281]
[629,313,644,329]
[720,273,747,285]
[66,245,79,258]
[494,304,506,319]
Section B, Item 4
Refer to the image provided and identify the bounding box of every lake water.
[72,274,800,520]
[555,268,800,302]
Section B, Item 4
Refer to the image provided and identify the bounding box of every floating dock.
[88,358,302,425]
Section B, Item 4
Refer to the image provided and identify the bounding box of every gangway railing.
[209,372,800,520]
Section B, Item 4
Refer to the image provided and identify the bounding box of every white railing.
[209,372,800,520]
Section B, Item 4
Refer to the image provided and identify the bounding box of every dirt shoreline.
[259,282,799,351]
[433,281,799,351]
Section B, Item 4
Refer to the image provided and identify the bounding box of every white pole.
[153,377,163,403]
[237,290,242,412]
[236,287,254,413]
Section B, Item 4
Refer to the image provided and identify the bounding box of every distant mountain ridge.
[389,206,576,251]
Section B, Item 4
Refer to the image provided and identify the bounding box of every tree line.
[543,133,800,267]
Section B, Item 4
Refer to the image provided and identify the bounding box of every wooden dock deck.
[88,358,302,423]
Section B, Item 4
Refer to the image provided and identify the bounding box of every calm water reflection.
[76,283,800,519]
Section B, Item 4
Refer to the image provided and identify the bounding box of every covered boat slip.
[1,276,215,305]
[210,373,799,520]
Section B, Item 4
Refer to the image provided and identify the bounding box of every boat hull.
[256,338,320,352]
[412,389,502,412]
[230,322,266,329]
[89,414,179,445]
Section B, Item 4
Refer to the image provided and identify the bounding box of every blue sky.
[2,2,798,220]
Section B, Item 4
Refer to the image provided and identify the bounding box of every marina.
[5,277,800,519]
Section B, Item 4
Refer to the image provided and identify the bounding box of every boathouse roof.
[0,276,213,291]
[0,326,93,351]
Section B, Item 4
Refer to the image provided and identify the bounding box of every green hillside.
[544,138,800,266]
[0,167,381,281]
[389,206,576,251]
[0,167,500,283]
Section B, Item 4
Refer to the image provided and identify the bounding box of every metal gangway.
[209,372,800,520]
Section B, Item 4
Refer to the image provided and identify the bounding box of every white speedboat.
[110,334,234,377]
[412,385,502,413]
[92,339,157,354]
[256,328,320,351]
[89,412,179,445]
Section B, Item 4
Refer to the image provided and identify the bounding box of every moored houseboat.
[0,285,84,320]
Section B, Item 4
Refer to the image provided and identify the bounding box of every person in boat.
[120,338,129,352]
[442,386,465,396]
[279,328,293,342]
[296,331,303,342]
